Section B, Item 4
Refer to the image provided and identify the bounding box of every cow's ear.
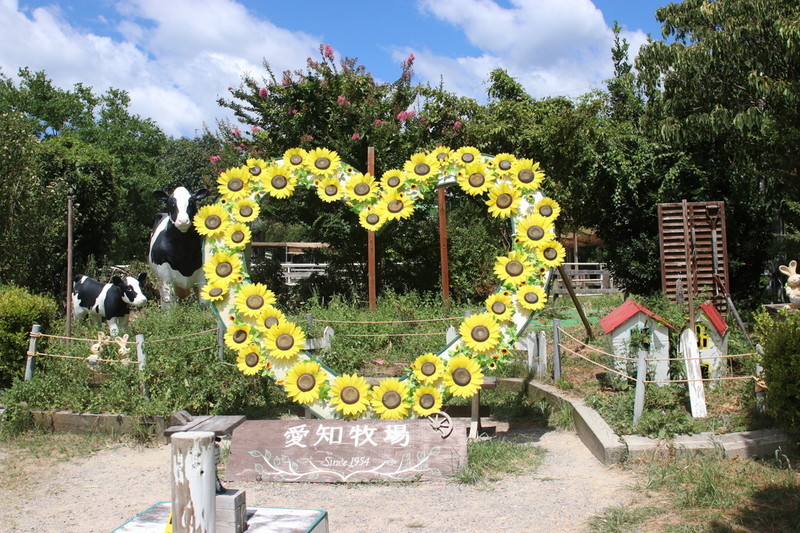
[138,272,147,283]
[111,276,123,286]
[154,190,170,202]
[192,188,209,201]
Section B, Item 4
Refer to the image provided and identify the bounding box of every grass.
[455,438,545,484]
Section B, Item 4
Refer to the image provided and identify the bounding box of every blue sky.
[0,0,674,137]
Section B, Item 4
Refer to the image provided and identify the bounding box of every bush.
[0,285,58,388]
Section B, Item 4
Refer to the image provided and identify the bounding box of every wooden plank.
[187,415,245,437]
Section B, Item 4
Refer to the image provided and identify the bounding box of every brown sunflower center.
[263,316,279,329]
[246,294,264,310]
[353,182,370,196]
[249,166,261,176]
[419,393,435,410]
[386,175,401,187]
[340,386,360,405]
[495,193,513,209]
[275,333,295,351]
[381,391,402,410]
[205,215,222,230]
[517,169,535,183]
[231,230,245,243]
[297,373,316,392]
[505,260,524,277]
[539,204,553,217]
[491,302,506,315]
[233,330,248,343]
[227,178,244,192]
[461,153,475,163]
[208,287,223,298]
[271,175,288,189]
[245,352,259,367]
[366,213,380,225]
[324,184,338,196]
[414,163,430,176]
[388,199,404,213]
[290,155,303,165]
[421,361,437,376]
[315,157,331,170]
[499,160,512,171]
[452,367,472,387]
[239,205,253,218]
[527,225,544,241]
[468,173,485,188]
[436,152,448,161]
[471,325,490,343]
[543,247,558,260]
[525,292,539,304]
[216,261,233,277]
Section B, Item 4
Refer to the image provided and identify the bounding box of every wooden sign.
[224,417,467,483]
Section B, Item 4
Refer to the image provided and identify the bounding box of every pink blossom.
[289,108,298,115]
[258,87,269,97]
[351,132,361,140]
[251,125,260,132]
[373,119,386,126]
[337,95,350,107]
[322,43,334,60]
[396,110,416,122]
[232,127,242,137]
[407,53,415,63]
[453,120,462,131]
[209,155,221,164]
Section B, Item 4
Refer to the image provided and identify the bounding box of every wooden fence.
[551,262,620,295]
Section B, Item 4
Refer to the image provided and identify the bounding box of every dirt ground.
[0,422,636,533]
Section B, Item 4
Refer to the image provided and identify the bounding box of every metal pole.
[367,147,376,312]
[66,197,73,338]
[437,186,450,305]
[24,324,41,381]
[552,319,561,380]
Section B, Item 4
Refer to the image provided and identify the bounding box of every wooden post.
[66,197,73,338]
[552,319,561,380]
[171,431,216,533]
[632,349,647,424]
[437,186,450,305]
[24,324,41,381]
[680,328,707,418]
[538,330,548,379]
[526,333,536,372]
[682,200,695,327]
[216,326,225,362]
[136,334,149,400]
[556,264,593,340]
[367,147,376,312]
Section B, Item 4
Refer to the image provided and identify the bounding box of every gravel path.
[0,423,635,533]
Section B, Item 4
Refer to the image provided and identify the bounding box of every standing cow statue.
[72,273,148,336]
[148,187,209,306]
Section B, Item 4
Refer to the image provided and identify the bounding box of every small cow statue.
[72,273,148,336]
[148,187,209,306]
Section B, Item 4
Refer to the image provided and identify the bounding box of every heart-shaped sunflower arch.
[195,146,564,419]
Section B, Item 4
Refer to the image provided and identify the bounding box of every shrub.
[0,285,58,388]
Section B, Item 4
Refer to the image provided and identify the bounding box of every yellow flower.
[307,147,341,177]
[485,183,522,218]
[412,386,442,417]
[200,280,229,302]
[236,344,265,375]
[245,158,269,180]
[359,206,387,231]
[235,283,276,319]
[283,148,309,170]
[316,177,344,202]
[403,152,437,181]
[379,189,414,220]
[491,153,516,175]
[330,373,371,417]
[370,378,411,419]
[264,320,306,360]
[263,163,297,199]
[430,146,454,168]
[457,161,494,196]
[224,223,252,249]
[256,306,286,336]
[454,146,482,166]
[284,361,327,404]
[485,291,514,322]
[536,240,566,268]
[444,354,484,398]
[534,197,561,220]
[517,284,547,311]
[232,198,260,222]
[345,172,378,203]
[380,169,406,191]
[224,323,253,351]
[217,166,251,201]
[459,313,501,354]
[410,353,445,385]
[493,250,534,286]
[204,252,243,285]
[511,159,545,190]
[515,214,554,250]
[193,205,229,238]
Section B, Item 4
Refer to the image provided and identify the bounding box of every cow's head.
[154,187,210,232]
[112,272,148,307]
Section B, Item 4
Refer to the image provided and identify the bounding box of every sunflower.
[517,284,547,311]
[410,353,445,385]
[245,158,269,180]
[536,241,566,268]
[263,163,297,199]
[235,283,277,319]
[457,161,494,196]
[283,147,309,171]
[204,252,243,286]
[534,197,561,220]
[264,320,306,360]
[224,323,254,351]
[284,360,327,404]
[200,280,229,302]
[370,378,411,419]
[193,205,229,238]
[380,169,405,191]
[329,373,371,417]
[412,386,443,417]
[217,166,251,201]
[485,183,522,218]
[430,146,454,168]
[493,250,534,287]
[485,291,514,322]
[458,313,501,354]
[491,153,516,175]
[316,177,344,203]
[510,159,545,190]
[515,214,554,250]
[444,354,484,398]
[255,306,286,336]
[359,206,387,231]
[236,343,265,375]
[232,198,260,222]
[307,147,341,177]
[454,146,482,166]
[224,223,252,249]
[403,152,438,181]
[379,189,414,220]
[345,172,378,203]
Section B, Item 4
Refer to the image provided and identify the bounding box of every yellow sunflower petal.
[412,386,443,417]
[235,283,277,319]
[410,353,445,385]
[236,344,265,375]
[330,373,371,417]
[307,147,342,177]
[517,285,547,311]
[285,360,327,404]
[264,320,306,360]
[444,354,484,398]
[233,198,260,222]
[370,378,411,419]
[194,205,229,238]
[458,313,502,354]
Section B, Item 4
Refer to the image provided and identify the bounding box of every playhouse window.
[695,323,709,350]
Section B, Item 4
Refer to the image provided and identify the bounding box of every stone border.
[496,378,793,465]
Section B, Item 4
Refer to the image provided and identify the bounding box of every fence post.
[24,324,41,381]
[171,431,216,533]
[216,325,225,362]
[445,325,457,345]
[526,332,536,372]
[538,330,548,379]
[136,334,150,400]
[633,349,647,425]
[552,319,561,381]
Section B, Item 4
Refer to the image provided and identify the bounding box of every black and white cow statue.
[72,273,148,336]
[148,187,209,305]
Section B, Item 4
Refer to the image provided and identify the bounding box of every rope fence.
[311,316,464,325]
